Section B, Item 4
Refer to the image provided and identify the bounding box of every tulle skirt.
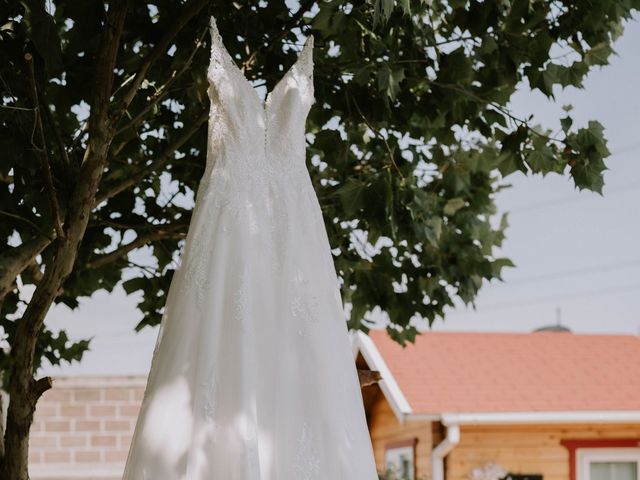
[122,163,379,479]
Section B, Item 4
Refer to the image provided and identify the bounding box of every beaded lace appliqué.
[292,421,321,479]
[198,375,218,421]
[289,269,322,337]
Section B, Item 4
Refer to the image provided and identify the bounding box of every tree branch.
[96,110,207,206]
[351,96,405,181]
[431,80,566,144]
[110,0,208,124]
[25,53,65,240]
[0,211,54,240]
[114,25,209,139]
[89,2,129,138]
[243,0,315,75]
[31,376,53,401]
[0,236,51,301]
[42,93,72,175]
[87,223,186,269]
[24,259,44,284]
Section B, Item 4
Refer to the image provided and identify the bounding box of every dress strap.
[208,15,227,68]
[298,34,315,79]
[297,34,315,104]
[209,15,222,48]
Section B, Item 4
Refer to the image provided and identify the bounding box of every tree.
[1,0,636,476]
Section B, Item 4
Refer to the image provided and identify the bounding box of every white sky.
[38,16,640,377]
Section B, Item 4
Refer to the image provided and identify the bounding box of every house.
[16,329,640,479]
[353,329,640,480]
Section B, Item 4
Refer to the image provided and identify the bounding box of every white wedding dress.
[122,15,379,479]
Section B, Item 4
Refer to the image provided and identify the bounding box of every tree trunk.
[0,0,211,474]
[0,378,50,479]
[0,236,51,302]
[0,126,119,480]
[0,1,129,476]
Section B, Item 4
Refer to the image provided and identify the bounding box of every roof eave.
[354,331,413,424]
[439,411,640,426]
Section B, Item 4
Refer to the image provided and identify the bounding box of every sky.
[37,16,640,376]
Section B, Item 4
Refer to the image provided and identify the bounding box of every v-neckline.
[209,16,314,112]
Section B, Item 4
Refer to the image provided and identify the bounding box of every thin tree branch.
[351,96,405,181]
[126,260,162,278]
[87,223,186,269]
[431,80,566,144]
[42,94,72,175]
[242,0,315,76]
[0,105,33,111]
[114,25,209,138]
[25,53,65,240]
[0,211,54,240]
[111,0,208,124]
[96,110,207,206]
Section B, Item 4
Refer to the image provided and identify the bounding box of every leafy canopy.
[0,0,635,379]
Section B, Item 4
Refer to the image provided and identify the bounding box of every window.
[384,439,416,480]
[577,448,640,480]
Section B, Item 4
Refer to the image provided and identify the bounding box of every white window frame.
[577,448,640,480]
[384,444,415,480]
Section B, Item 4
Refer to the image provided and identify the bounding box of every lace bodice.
[204,15,315,185]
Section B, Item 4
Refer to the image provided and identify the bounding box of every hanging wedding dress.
[122,15,379,479]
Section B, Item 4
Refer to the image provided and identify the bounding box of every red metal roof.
[367,329,640,414]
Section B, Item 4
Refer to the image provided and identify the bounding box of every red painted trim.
[561,439,640,480]
[385,437,418,450]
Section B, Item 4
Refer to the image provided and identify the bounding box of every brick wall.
[27,375,147,480]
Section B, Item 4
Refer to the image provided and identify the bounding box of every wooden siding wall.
[367,394,434,479]
[447,423,640,480]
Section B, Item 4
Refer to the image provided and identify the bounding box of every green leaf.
[122,277,148,295]
[443,197,465,216]
[427,217,442,243]
[560,115,573,133]
[398,0,411,15]
[484,109,508,128]
[584,42,614,66]
[525,145,557,173]
[377,66,406,100]
[491,257,515,279]
[335,178,367,215]
[353,67,370,86]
